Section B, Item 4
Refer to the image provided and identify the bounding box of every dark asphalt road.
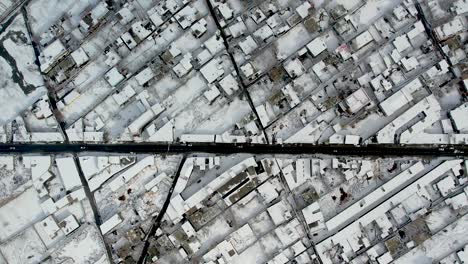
[137,156,187,264]
[0,143,466,156]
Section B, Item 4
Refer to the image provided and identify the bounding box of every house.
[340,88,371,114]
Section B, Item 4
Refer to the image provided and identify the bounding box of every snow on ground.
[230,242,267,264]
[50,224,108,264]
[192,97,251,134]
[231,195,267,224]
[162,73,208,118]
[424,205,458,233]
[0,227,46,264]
[0,187,45,242]
[27,0,98,36]
[348,0,404,30]
[0,157,31,202]
[0,15,46,125]
[197,216,233,255]
[0,0,15,17]
[2,31,43,88]
[60,78,113,123]
[274,24,313,60]
[395,213,468,264]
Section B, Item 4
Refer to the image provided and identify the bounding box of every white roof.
[240,63,255,78]
[267,200,292,226]
[312,60,326,78]
[317,160,461,263]
[196,49,212,65]
[90,1,109,21]
[352,31,373,50]
[282,83,301,107]
[169,158,257,223]
[173,54,193,77]
[147,120,174,142]
[204,34,224,55]
[0,156,14,171]
[446,192,467,211]
[175,5,197,29]
[55,188,86,209]
[250,8,266,24]
[302,202,324,226]
[228,224,256,252]
[168,45,181,58]
[131,21,154,40]
[457,244,468,261]
[218,3,233,20]
[345,135,360,145]
[256,180,279,204]
[256,104,271,127]
[181,222,196,238]
[380,90,413,116]
[377,95,440,143]
[253,24,274,41]
[393,5,408,20]
[435,16,465,39]
[274,218,302,246]
[307,37,327,57]
[450,103,468,132]
[145,172,167,191]
[219,73,239,95]
[436,175,457,196]
[200,58,224,83]
[215,133,247,143]
[204,85,221,102]
[121,32,137,49]
[180,134,215,143]
[117,5,135,25]
[34,216,63,247]
[71,47,89,67]
[238,36,258,55]
[401,56,419,71]
[344,88,370,113]
[40,39,67,72]
[407,21,425,39]
[105,67,125,87]
[283,159,311,190]
[135,67,155,86]
[113,85,136,106]
[393,35,411,53]
[34,215,64,247]
[84,132,104,142]
[100,214,122,235]
[128,104,164,135]
[454,0,468,15]
[148,7,164,26]
[284,58,305,78]
[191,18,208,37]
[326,162,424,232]
[296,1,312,18]
[229,18,247,38]
[377,252,393,264]
[59,214,80,235]
[30,132,64,142]
[108,156,155,191]
[56,157,82,191]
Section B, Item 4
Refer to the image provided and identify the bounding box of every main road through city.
[0,143,467,156]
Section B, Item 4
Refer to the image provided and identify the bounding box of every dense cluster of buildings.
[0,152,467,263]
[0,0,466,146]
[0,155,109,263]
[0,0,467,263]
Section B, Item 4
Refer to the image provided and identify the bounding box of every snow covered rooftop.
[39,39,68,73]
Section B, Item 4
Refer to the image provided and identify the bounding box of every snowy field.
[0,15,46,125]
